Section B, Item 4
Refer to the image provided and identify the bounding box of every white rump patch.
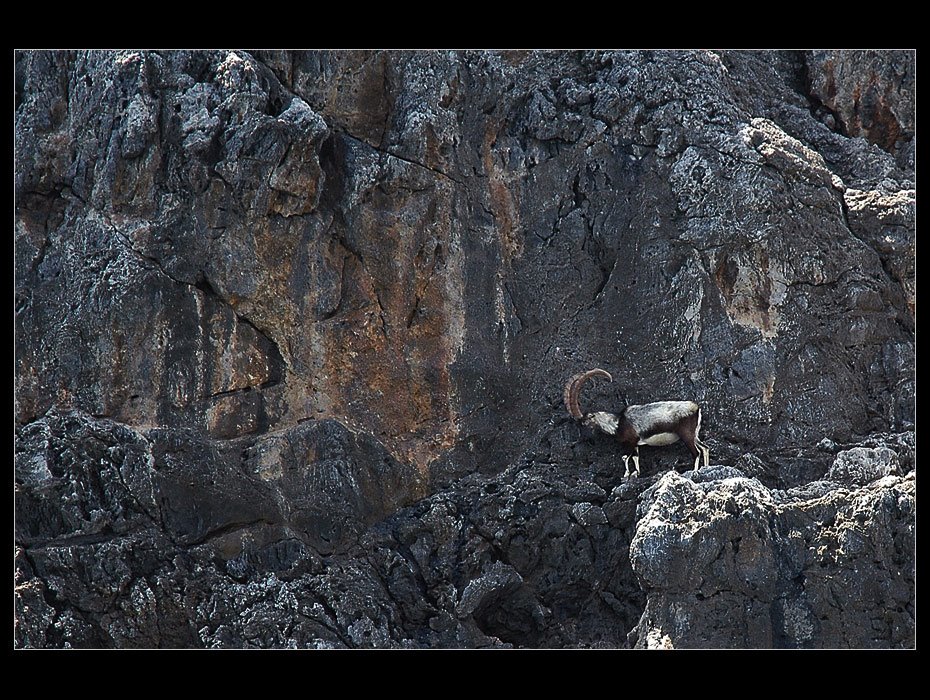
[639,432,680,447]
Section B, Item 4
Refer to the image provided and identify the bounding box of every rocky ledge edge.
[15,408,914,648]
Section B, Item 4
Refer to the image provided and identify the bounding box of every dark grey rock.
[681,465,751,483]
[826,446,899,486]
[806,50,915,158]
[629,468,914,648]
[15,49,913,648]
[732,453,773,484]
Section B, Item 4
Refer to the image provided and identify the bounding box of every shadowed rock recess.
[15,49,914,648]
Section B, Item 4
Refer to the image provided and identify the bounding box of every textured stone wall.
[15,49,914,648]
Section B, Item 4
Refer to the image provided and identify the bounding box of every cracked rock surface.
[629,464,914,648]
[15,50,914,648]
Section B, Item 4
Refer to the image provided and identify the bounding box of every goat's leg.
[694,408,709,468]
[695,437,710,468]
[679,417,704,471]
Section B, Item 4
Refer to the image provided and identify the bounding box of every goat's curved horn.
[564,368,613,419]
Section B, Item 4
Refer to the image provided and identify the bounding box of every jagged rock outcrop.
[15,409,648,647]
[806,50,914,162]
[15,49,914,648]
[15,409,913,648]
[629,459,914,648]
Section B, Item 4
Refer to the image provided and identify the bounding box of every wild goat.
[563,368,709,478]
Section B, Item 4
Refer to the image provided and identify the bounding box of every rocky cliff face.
[15,49,914,648]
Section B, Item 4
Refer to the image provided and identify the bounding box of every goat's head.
[563,368,616,433]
